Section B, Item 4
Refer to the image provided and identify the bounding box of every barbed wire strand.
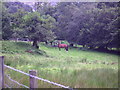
[4,65,70,89]
[5,74,29,88]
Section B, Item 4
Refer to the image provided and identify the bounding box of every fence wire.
[5,84,11,88]
[5,74,29,88]
[4,65,71,89]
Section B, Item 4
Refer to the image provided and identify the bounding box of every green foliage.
[2,2,33,40]
[53,2,119,49]
[60,40,69,44]
[23,12,41,22]
[22,12,56,43]
[2,3,13,40]
[2,2,119,49]
[2,2,56,44]
[1,2,119,88]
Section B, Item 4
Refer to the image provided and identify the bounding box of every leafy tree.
[34,2,57,16]
[54,2,97,46]
[2,1,119,50]
[22,12,56,48]
[3,2,32,13]
[86,3,119,49]
[2,3,13,40]
[2,2,32,40]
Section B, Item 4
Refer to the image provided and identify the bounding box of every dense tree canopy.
[22,12,56,47]
[2,1,119,50]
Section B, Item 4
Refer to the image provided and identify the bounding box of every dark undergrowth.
[70,46,120,56]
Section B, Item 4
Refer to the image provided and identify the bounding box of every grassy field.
[0,41,119,88]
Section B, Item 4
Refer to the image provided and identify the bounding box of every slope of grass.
[1,41,119,88]
[1,41,46,55]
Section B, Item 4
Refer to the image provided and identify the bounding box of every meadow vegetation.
[1,41,119,88]
[1,2,119,89]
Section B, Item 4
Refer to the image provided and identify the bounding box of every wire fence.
[5,84,11,88]
[5,74,29,88]
[4,65,72,89]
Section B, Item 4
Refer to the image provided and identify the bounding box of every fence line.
[5,84,11,88]
[5,74,29,88]
[4,65,70,89]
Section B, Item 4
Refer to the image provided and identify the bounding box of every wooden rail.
[0,56,72,89]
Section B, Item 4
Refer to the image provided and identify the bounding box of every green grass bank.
[1,41,119,88]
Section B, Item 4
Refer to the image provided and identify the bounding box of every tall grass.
[1,41,119,88]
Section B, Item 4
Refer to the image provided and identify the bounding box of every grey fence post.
[29,70,38,89]
[0,56,4,89]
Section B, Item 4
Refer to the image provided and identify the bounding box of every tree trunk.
[45,41,48,45]
[32,39,39,49]
[83,45,85,48]
[70,43,74,47]
[50,41,53,45]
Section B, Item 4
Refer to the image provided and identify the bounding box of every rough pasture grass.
[1,41,119,88]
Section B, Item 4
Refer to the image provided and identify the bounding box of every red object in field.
[58,43,69,51]
[58,44,68,48]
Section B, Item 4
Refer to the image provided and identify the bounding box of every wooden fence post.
[29,70,38,89]
[0,56,4,89]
